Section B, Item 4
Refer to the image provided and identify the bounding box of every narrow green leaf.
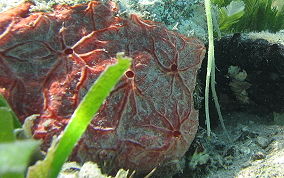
[219,1,245,31]
[0,93,22,128]
[0,107,16,142]
[27,137,57,178]
[0,140,40,177]
[47,52,131,178]
[1,172,24,178]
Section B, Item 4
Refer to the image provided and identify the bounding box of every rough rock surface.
[0,1,205,175]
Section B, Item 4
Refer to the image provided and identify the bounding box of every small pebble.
[251,151,266,160]
[241,162,252,168]
[78,162,107,178]
[223,156,234,166]
[239,146,251,155]
[224,146,236,157]
[256,136,271,149]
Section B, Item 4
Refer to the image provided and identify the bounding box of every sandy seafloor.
[1,0,284,177]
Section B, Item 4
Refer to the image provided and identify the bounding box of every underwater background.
[0,0,284,177]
